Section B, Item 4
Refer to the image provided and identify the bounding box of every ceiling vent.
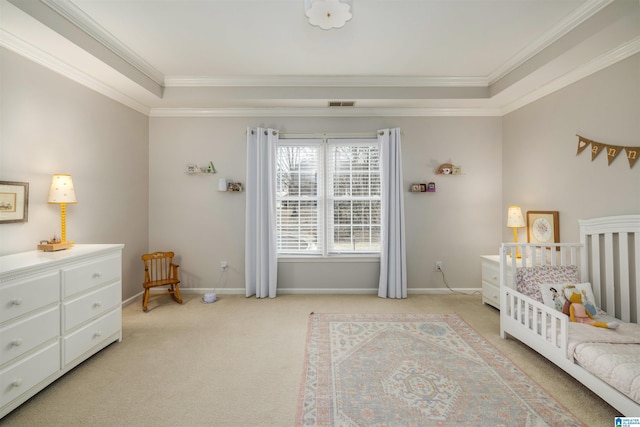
[328,101,356,107]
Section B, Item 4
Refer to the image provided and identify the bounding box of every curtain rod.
[248,129,403,138]
[278,131,381,139]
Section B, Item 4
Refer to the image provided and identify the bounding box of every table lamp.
[41,174,77,251]
[507,205,525,258]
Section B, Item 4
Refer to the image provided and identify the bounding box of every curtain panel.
[378,128,407,298]
[245,127,279,298]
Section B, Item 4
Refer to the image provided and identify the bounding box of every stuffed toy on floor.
[567,291,619,329]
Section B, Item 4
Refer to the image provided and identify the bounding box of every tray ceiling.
[1,0,639,116]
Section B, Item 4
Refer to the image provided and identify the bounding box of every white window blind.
[276,138,380,256]
[276,141,323,254]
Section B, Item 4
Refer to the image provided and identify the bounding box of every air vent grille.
[328,101,356,107]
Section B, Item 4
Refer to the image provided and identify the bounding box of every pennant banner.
[625,147,639,169]
[576,135,639,169]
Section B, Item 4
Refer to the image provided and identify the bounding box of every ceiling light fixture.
[305,0,353,30]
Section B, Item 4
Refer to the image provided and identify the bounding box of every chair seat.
[143,278,179,289]
[141,251,183,312]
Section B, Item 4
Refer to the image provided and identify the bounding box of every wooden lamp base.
[37,241,74,252]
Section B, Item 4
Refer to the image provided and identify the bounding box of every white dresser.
[0,244,123,418]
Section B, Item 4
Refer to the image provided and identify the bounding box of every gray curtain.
[378,128,407,298]
[245,127,279,298]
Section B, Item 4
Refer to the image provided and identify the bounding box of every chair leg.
[174,284,183,304]
[142,288,150,312]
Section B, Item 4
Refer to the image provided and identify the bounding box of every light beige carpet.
[0,293,617,426]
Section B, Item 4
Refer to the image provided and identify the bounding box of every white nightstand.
[480,255,500,309]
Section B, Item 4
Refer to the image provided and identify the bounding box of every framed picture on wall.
[0,181,29,223]
[527,211,559,246]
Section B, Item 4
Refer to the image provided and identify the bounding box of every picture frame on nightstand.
[527,211,559,246]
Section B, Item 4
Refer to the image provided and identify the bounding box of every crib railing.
[501,285,569,360]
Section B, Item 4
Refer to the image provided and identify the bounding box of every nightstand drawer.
[62,255,121,298]
[482,281,500,307]
[63,282,120,332]
[0,306,59,365]
[0,273,59,324]
[481,262,499,286]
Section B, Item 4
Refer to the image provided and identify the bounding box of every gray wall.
[3,45,638,299]
[0,48,149,300]
[502,53,640,243]
[149,116,502,293]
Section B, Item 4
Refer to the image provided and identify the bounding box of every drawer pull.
[11,339,23,347]
[11,379,23,388]
[93,301,102,308]
[11,298,23,306]
[93,272,102,278]
[94,331,103,338]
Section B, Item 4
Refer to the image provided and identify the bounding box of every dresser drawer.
[0,306,59,365]
[0,273,59,324]
[62,255,121,298]
[481,261,499,286]
[63,282,120,333]
[0,341,59,408]
[62,308,121,367]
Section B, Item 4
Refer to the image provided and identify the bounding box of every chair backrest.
[142,251,176,283]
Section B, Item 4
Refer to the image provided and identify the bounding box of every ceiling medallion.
[305,0,353,30]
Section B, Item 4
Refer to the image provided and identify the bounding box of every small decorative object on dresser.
[0,244,123,418]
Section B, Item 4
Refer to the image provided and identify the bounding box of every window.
[276,138,381,256]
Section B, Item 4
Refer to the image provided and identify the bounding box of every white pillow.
[538,282,599,316]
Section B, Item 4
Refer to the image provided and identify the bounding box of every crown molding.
[163,75,489,88]
[149,107,503,118]
[487,0,614,84]
[501,36,640,115]
[0,29,151,116]
[41,0,165,86]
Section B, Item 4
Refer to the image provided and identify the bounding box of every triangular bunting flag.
[591,142,605,161]
[606,145,622,165]
[625,147,639,169]
[576,136,591,155]
[576,135,639,169]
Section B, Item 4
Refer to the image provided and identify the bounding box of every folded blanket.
[568,320,640,362]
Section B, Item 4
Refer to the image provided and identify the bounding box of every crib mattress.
[569,321,640,404]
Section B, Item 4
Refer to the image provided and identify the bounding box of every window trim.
[276,137,381,258]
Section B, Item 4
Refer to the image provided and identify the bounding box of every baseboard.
[122,287,482,305]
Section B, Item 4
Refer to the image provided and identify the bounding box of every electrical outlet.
[435,261,443,271]
[220,261,228,272]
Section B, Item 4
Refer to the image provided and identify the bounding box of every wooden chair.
[141,251,183,312]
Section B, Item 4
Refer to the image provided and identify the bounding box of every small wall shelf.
[410,182,436,193]
[218,178,243,192]
[435,163,462,175]
[186,161,216,174]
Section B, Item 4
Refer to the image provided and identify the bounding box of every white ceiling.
[1,0,639,116]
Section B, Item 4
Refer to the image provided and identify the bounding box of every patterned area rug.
[296,313,583,426]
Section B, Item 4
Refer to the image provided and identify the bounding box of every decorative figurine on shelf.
[227,182,243,192]
[436,163,454,174]
[427,182,436,192]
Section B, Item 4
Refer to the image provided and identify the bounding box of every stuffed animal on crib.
[567,291,619,329]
